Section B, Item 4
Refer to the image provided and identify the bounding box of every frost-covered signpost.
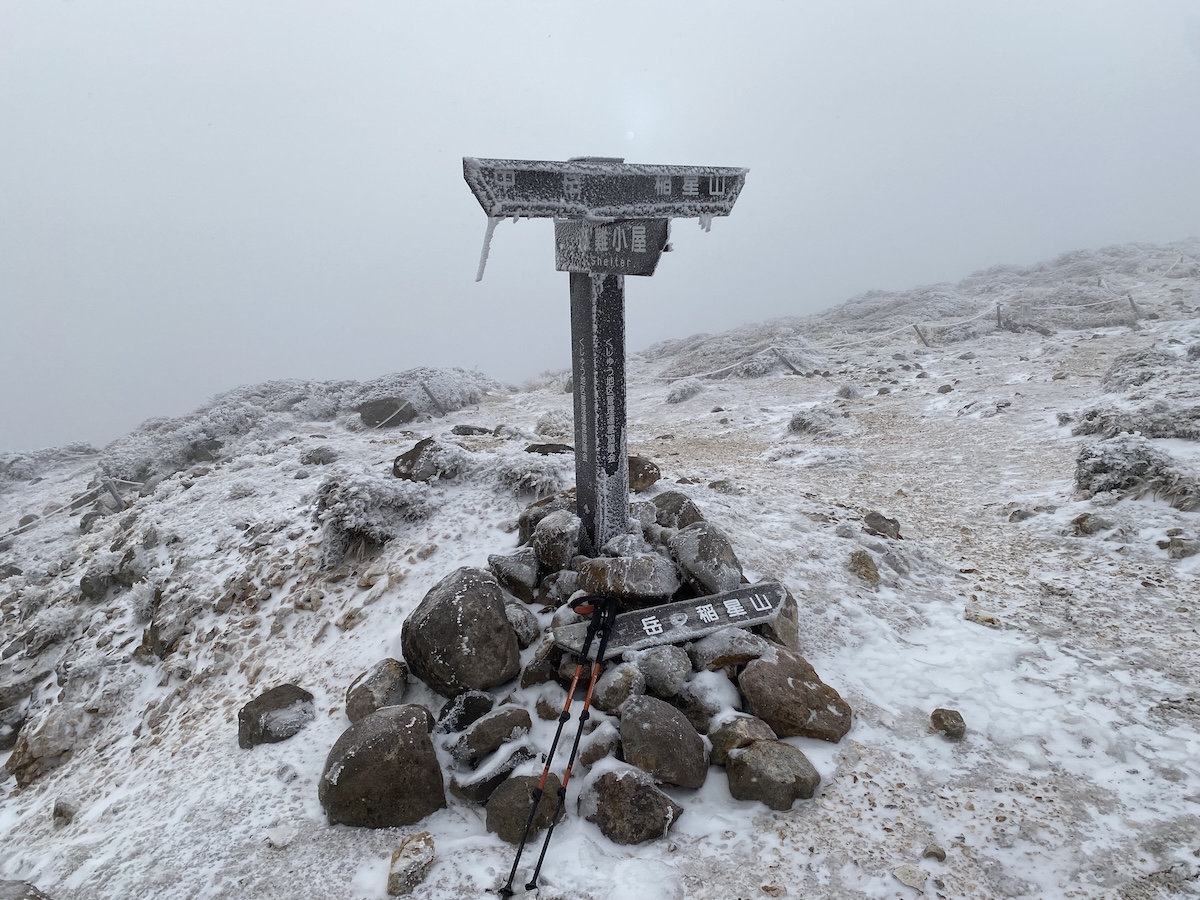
[463,156,747,553]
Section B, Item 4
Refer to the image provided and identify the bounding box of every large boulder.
[627,646,691,699]
[578,554,680,601]
[401,568,521,698]
[531,510,581,573]
[619,696,708,789]
[345,660,408,724]
[580,764,684,845]
[725,740,820,809]
[668,522,743,595]
[738,648,852,742]
[238,684,315,748]
[359,398,417,428]
[318,705,445,827]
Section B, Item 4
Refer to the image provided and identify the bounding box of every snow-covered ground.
[2,240,1199,899]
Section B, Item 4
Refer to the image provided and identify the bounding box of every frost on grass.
[491,453,573,497]
[1100,348,1189,391]
[535,409,574,439]
[665,378,704,404]
[313,469,432,567]
[1073,403,1200,440]
[787,404,845,437]
[1075,435,1200,511]
[0,443,99,495]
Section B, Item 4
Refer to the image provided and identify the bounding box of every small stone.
[863,511,901,539]
[893,864,928,890]
[930,708,966,741]
[449,707,532,767]
[924,843,947,862]
[847,549,880,585]
[577,554,680,601]
[387,832,435,896]
[52,797,78,827]
[436,690,495,734]
[628,456,662,492]
[504,603,540,649]
[936,384,953,394]
[238,684,315,749]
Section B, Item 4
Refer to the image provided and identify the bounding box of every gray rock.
[579,721,620,767]
[346,659,409,724]
[532,510,581,573]
[1,705,27,752]
[517,491,577,545]
[652,491,705,530]
[238,684,315,749]
[619,696,708,789]
[668,522,743,596]
[387,832,435,897]
[930,707,966,741]
[708,713,777,766]
[739,648,852,742]
[488,548,539,603]
[451,424,492,436]
[863,511,901,539]
[520,641,563,690]
[4,703,87,787]
[486,773,562,844]
[78,572,112,601]
[358,398,417,428]
[628,456,662,492]
[318,705,445,827]
[594,663,646,714]
[435,690,495,734]
[504,603,541,649]
[449,707,532,767]
[578,554,680,601]
[756,587,801,652]
[392,438,463,483]
[300,446,338,466]
[401,567,521,698]
[1070,513,1116,536]
[580,765,683,845]
[629,500,658,529]
[450,743,535,804]
[0,882,53,900]
[726,740,820,809]
[688,627,769,672]
[525,442,573,455]
[536,569,580,607]
[627,645,692,699]
[52,797,78,827]
[1,666,50,712]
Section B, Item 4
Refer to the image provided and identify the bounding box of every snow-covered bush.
[1101,348,1184,391]
[787,404,843,437]
[665,378,704,404]
[1074,435,1200,511]
[1073,403,1200,441]
[491,453,573,497]
[313,469,432,567]
[535,410,574,439]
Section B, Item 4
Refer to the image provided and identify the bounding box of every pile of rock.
[304,481,853,855]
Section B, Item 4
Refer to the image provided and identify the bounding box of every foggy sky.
[3,1,1199,453]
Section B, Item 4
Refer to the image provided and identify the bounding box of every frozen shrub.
[492,454,573,497]
[787,405,842,436]
[1075,435,1200,511]
[1101,348,1183,391]
[313,469,432,567]
[25,605,80,654]
[535,410,574,439]
[1073,403,1200,441]
[665,378,704,404]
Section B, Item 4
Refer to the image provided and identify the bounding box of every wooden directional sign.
[555,217,669,276]
[551,582,787,660]
[463,157,748,221]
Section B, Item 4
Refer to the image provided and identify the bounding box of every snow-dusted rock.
[504,602,540,649]
[739,648,852,742]
[726,740,820,809]
[400,567,521,698]
[862,511,901,539]
[674,669,740,733]
[387,832,435,897]
[486,773,561,844]
[4,702,88,787]
[357,397,416,428]
[668,522,743,596]
[237,683,315,749]
[531,509,581,572]
[580,763,684,845]
[318,704,445,828]
[517,490,576,545]
[847,549,880,585]
[619,696,708,789]
[392,437,466,483]
[594,662,646,714]
[651,491,705,529]
[930,707,966,741]
[345,659,408,724]
[449,706,532,768]
[708,713,777,766]
[449,743,534,804]
[488,547,539,603]
[688,627,769,672]
[628,456,662,492]
[578,554,680,600]
[626,645,691,699]
[435,690,494,734]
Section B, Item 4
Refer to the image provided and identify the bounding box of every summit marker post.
[463,156,747,553]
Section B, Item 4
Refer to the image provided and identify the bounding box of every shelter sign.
[463,156,747,552]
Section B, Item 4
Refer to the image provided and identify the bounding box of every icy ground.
[2,241,1199,899]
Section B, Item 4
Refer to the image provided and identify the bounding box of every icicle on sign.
[463,156,747,553]
[551,582,787,659]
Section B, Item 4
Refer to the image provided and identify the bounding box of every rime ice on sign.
[463,155,747,552]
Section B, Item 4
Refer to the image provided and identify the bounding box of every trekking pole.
[498,596,604,898]
[524,595,621,892]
